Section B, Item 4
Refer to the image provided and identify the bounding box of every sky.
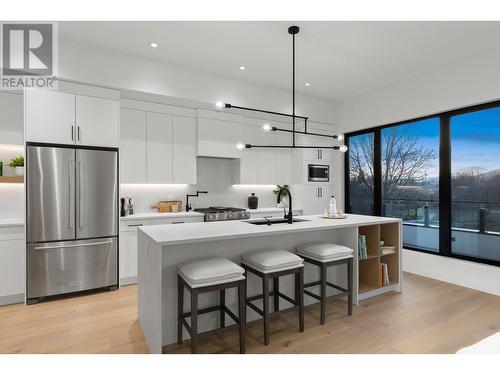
[382,108,500,177]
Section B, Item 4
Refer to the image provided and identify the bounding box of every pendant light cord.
[292,30,296,147]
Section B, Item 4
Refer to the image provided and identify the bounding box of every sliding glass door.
[345,100,500,267]
[381,118,440,252]
[450,107,500,262]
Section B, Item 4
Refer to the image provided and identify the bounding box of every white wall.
[338,47,500,293]
[403,249,500,296]
[59,39,340,124]
[338,46,500,133]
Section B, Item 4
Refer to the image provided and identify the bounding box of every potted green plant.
[9,156,24,176]
[273,184,289,208]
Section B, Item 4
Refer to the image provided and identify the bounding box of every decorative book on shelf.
[358,235,367,260]
[380,245,396,256]
[380,263,390,286]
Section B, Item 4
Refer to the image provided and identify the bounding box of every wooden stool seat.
[177,258,246,354]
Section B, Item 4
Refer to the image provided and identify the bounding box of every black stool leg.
[320,264,327,325]
[220,289,226,328]
[263,274,270,345]
[273,277,279,312]
[347,258,353,316]
[191,289,199,354]
[177,275,183,345]
[238,280,246,354]
[297,268,304,332]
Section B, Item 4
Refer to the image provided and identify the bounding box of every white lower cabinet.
[0,226,24,305]
[119,216,203,285]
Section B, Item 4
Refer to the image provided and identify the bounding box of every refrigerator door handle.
[78,159,84,229]
[34,240,113,251]
[68,159,73,229]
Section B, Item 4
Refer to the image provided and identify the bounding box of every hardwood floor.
[1,272,499,354]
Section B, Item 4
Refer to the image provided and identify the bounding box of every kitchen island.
[137,214,402,353]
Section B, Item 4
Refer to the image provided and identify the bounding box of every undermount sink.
[244,218,310,225]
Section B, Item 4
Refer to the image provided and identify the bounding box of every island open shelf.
[357,221,401,299]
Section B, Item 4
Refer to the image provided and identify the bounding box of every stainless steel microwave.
[308,164,330,182]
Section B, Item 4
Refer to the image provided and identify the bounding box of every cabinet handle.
[77,126,81,141]
[320,187,323,197]
[320,150,323,159]
[128,224,143,227]
[171,221,185,224]
[71,126,74,141]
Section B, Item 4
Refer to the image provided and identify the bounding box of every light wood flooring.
[1,272,499,354]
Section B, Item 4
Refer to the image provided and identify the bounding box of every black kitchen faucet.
[186,191,208,211]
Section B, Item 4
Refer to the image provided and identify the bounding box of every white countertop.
[247,207,302,214]
[0,219,24,228]
[139,213,401,246]
[120,211,204,221]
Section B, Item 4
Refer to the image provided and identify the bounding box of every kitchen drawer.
[150,217,203,225]
[120,219,151,232]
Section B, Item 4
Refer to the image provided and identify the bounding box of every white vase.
[15,167,24,176]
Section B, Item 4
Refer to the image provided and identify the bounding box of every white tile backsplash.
[121,157,279,213]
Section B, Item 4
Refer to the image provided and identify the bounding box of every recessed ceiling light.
[304,82,311,87]
[149,42,158,48]
[239,66,246,70]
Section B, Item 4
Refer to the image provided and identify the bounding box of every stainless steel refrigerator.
[26,144,118,304]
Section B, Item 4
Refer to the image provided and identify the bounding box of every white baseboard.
[120,276,137,286]
[403,249,500,296]
[0,293,24,306]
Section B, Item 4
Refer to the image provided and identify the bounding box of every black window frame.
[344,99,500,268]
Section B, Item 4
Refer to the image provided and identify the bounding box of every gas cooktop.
[194,206,250,222]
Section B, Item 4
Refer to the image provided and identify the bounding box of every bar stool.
[241,250,304,345]
[295,243,354,324]
[177,257,246,354]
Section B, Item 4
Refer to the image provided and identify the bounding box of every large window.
[345,101,500,267]
[347,132,375,215]
[381,118,440,252]
[451,107,500,262]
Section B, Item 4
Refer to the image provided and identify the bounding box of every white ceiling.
[59,21,500,101]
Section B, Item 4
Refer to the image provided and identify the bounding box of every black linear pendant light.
[220,25,347,152]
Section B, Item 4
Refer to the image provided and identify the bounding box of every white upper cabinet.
[258,130,277,185]
[197,110,242,159]
[119,100,198,185]
[0,92,23,145]
[147,112,173,184]
[172,115,197,184]
[25,89,76,145]
[233,125,260,184]
[120,108,147,183]
[76,95,119,147]
[25,87,120,147]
